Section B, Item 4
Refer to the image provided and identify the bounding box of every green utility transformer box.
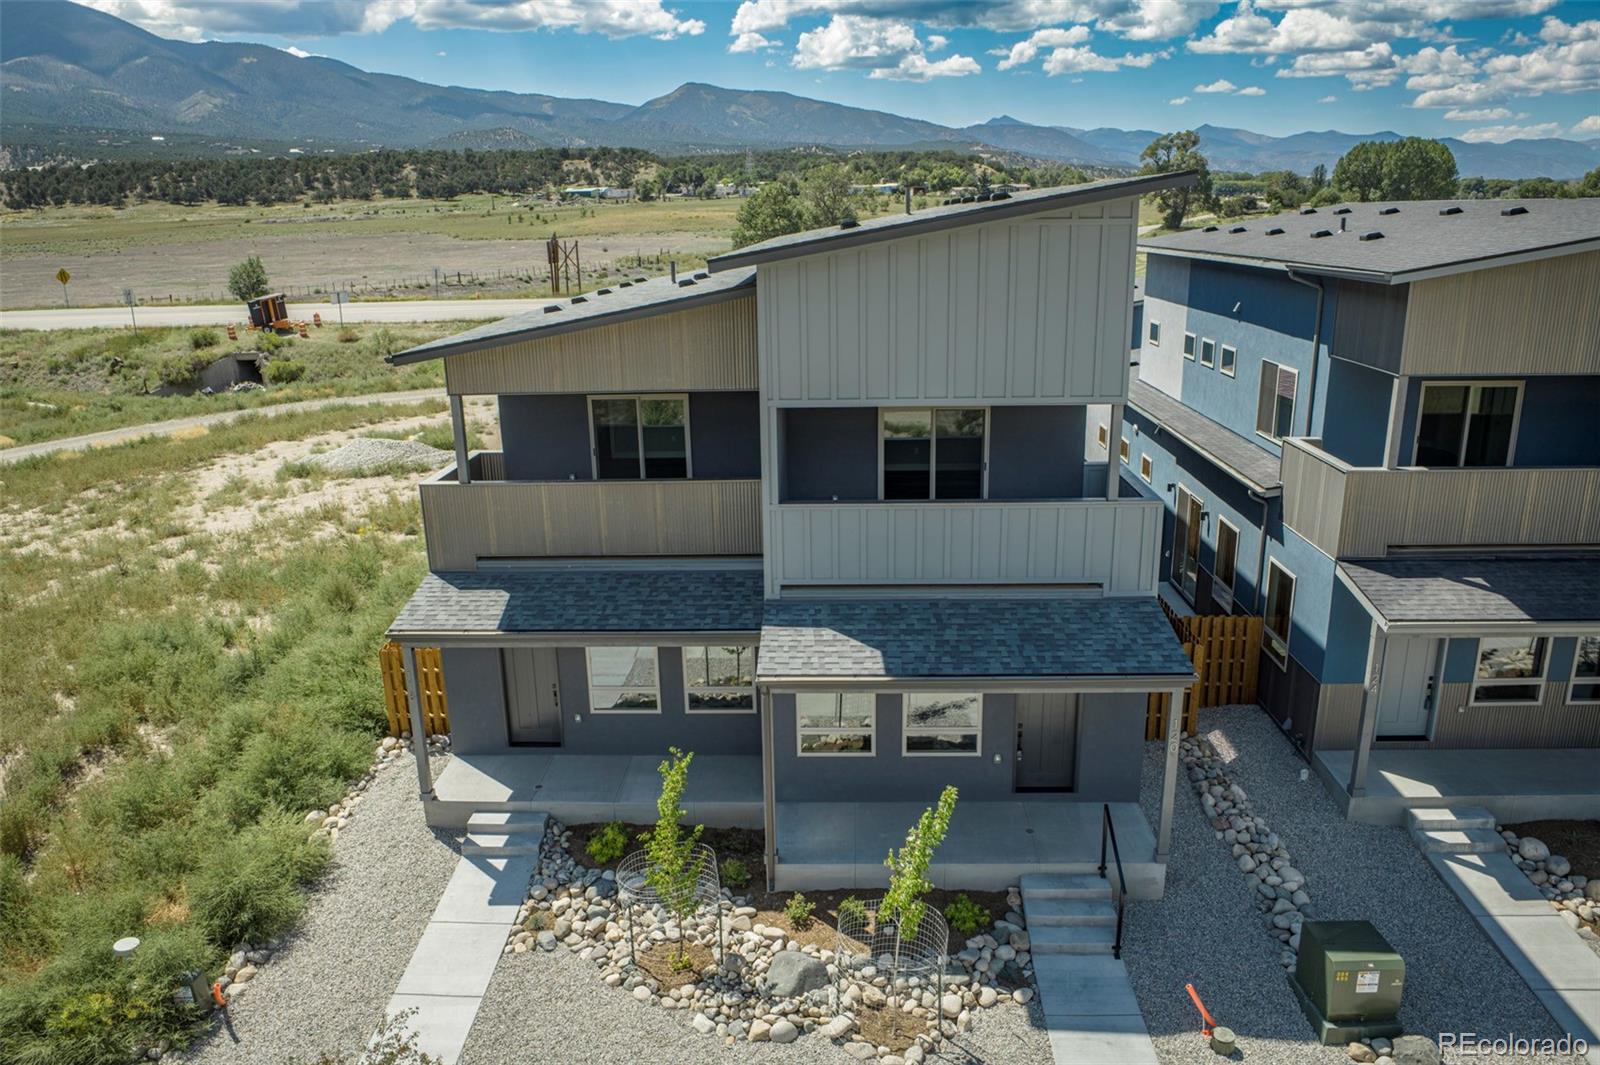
[1289,921,1405,1044]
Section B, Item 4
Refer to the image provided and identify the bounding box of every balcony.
[418,452,761,571]
[769,496,1162,593]
[1281,437,1600,558]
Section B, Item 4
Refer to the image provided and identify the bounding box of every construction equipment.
[244,293,291,331]
[1289,921,1405,1044]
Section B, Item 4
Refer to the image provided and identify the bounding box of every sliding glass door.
[881,407,985,500]
[590,395,689,480]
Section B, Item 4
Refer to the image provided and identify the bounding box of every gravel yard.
[178,752,459,1065]
[459,948,1054,1065]
[1125,706,1585,1065]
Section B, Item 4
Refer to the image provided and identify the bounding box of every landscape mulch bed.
[635,941,715,991]
[1505,819,1600,879]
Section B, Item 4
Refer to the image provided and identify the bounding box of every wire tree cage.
[833,897,950,1037]
[615,842,724,967]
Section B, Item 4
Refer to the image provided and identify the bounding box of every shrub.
[943,893,989,937]
[523,910,551,932]
[154,351,214,389]
[783,892,815,930]
[585,821,629,866]
[336,326,360,343]
[188,328,220,351]
[837,895,867,928]
[189,809,330,947]
[718,857,749,888]
[263,359,306,384]
[367,328,401,360]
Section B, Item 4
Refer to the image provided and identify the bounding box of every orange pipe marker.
[1186,983,1217,1038]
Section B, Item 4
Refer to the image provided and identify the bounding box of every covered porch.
[1313,747,1600,825]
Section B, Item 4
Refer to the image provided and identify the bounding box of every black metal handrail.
[1096,803,1126,960]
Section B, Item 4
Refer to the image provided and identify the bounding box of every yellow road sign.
[56,268,70,285]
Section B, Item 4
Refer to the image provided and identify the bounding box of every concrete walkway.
[1415,810,1600,1065]
[384,814,545,1064]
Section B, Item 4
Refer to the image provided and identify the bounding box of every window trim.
[878,406,990,501]
[1096,423,1109,449]
[1138,453,1153,483]
[1410,380,1524,469]
[1119,436,1130,464]
[1469,635,1549,707]
[585,646,661,714]
[1255,361,1299,444]
[1213,517,1239,613]
[682,644,758,715]
[1263,558,1295,671]
[586,393,693,481]
[1200,338,1216,369]
[1148,321,1161,346]
[901,692,983,757]
[1219,344,1237,379]
[1568,633,1600,705]
[1183,333,1196,361]
[795,692,877,757]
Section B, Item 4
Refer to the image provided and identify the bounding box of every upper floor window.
[1213,518,1239,613]
[1200,338,1216,369]
[587,646,660,713]
[591,395,689,480]
[903,693,982,756]
[1263,559,1295,669]
[882,408,985,500]
[1119,437,1131,464]
[1139,453,1153,483]
[683,644,757,713]
[1220,345,1237,378]
[1148,321,1161,346]
[1255,361,1298,442]
[1472,636,1546,705]
[1097,423,1109,449]
[1570,635,1600,704]
[1183,333,1196,361]
[1413,382,1520,468]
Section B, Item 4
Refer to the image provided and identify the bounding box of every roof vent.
[977,192,994,202]
[1501,205,1529,216]
[1333,207,1352,215]
[990,191,1011,200]
[1310,229,1333,238]
[1438,205,1463,216]
[618,281,632,287]
[1266,227,1284,236]
[543,304,562,313]
[1204,225,1219,232]
[1229,225,1247,234]
[570,295,587,303]
[840,217,859,229]
[1359,230,1384,242]
[1300,207,1318,215]
[634,277,647,283]
[693,271,709,279]
[596,287,612,295]
[1379,206,1400,215]
[677,278,695,287]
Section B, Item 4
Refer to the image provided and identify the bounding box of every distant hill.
[4,0,1597,178]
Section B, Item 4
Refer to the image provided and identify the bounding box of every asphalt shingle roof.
[389,568,764,637]
[1127,376,1282,493]
[1141,198,1600,283]
[389,268,755,364]
[757,596,1194,681]
[1339,556,1600,626]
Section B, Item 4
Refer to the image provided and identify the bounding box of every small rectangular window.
[1119,437,1130,464]
[1183,333,1196,360]
[1472,637,1547,705]
[1263,560,1294,669]
[1139,453,1152,483]
[1570,634,1600,704]
[903,693,982,756]
[796,692,876,755]
[1097,423,1108,448]
[1255,361,1298,442]
[1148,321,1161,346]
[1213,518,1239,612]
[1200,338,1216,368]
[1220,345,1237,378]
[587,646,660,712]
[683,645,757,713]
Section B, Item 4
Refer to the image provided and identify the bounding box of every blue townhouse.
[1121,199,1600,822]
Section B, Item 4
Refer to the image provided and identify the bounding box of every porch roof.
[1127,376,1282,493]
[388,567,764,640]
[1337,555,1600,631]
[756,595,1194,684]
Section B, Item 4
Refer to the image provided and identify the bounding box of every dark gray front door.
[1014,694,1077,791]
[504,647,562,745]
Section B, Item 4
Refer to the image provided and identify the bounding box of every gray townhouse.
[382,173,1203,894]
[1119,198,1600,823]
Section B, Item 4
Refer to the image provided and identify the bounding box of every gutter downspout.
[1284,268,1326,438]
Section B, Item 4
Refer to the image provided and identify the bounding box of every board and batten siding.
[757,199,1138,405]
[1400,249,1600,376]
[443,294,757,395]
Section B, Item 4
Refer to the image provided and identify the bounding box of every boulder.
[1347,1042,1377,1063]
[1518,837,1551,862]
[769,1019,799,1044]
[1546,855,1572,878]
[1391,1035,1441,1065]
[763,951,829,997]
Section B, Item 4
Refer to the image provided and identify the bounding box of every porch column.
[1106,401,1125,500]
[1348,630,1387,797]
[760,687,777,892]
[449,393,471,485]
[403,645,434,799]
[1155,683,1185,863]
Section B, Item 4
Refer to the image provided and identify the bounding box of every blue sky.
[89,1,1600,141]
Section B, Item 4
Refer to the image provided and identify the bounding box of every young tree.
[1380,137,1458,200]
[1309,163,1328,192]
[731,179,807,247]
[642,747,704,971]
[1332,141,1388,202]
[227,255,270,301]
[882,785,959,941]
[1138,131,1214,229]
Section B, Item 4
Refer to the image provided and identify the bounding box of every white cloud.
[1443,106,1514,120]
[926,33,947,51]
[1194,78,1238,93]
[1318,94,1338,102]
[791,15,978,80]
[995,26,1090,70]
[434,49,447,56]
[1042,45,1168,74]
[1275,42,1397,86]
[729,30,778,52]
[730,1,1216,43]
[1169,95,1189,105]
[877,52,981,79]
[1411,16,1600,107]
[1458,121,1563,142]
[1236,85,1266,95]
[283,45,312,57]
[1572,114,1600,135]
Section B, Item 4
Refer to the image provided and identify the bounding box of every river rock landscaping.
[505,820,1035,1064]
[1497,821,1600,955]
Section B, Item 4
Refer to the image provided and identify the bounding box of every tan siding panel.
[1280,440,1348,558]
[1314,679,1600,751]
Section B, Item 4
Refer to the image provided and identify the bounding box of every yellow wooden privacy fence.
[1145,604,1264,740]
[379,642,450,737]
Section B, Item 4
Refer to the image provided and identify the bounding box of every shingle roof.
[1141,199,1600,284]
[708,172,1197,271]
[1338,556,1600,627]
[389,268,755,364]
[1127,376,1282,493]
[389,568,764,637]
[757,596,1194,681]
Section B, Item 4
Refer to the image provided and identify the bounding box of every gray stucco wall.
[782,407,879,501]
[989,406,1085,498]
[770,691,1144,803]
[441,647,511,753]
[499,394,592,481]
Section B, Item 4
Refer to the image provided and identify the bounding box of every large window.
[683,645,757,713]
[1570,635,1600,704]
[796,693,876,755]
[903,693,982,756]
[1213,518,1239,612]
[1413,382,1520,468]
[881,408,985,500]
[1472,637,1547,705]
[1255,361,1299,442]
[590,396,689,479]
[587,646,660,713]
[1263,559,1295,669]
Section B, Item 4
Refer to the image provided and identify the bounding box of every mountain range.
[3,0,1597,178]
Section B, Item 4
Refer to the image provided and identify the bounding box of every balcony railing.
[1281,437,1600,558]
[419,452,761,570]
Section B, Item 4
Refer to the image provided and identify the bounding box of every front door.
[1014,694,1077,791]
[1171,486,1203,603]
[504,647,562,745]
[1376,636,1438,739]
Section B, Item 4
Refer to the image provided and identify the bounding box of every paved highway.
[0,298,529,331]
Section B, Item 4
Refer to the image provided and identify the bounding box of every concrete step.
[1028,923,1116,956]
[461,831,541,857]
[1411,827,1504,855]
[1020,873,1110,900]
[1406,806,1496,833]
[466,811,547,835]
[1024,897,1118,927]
